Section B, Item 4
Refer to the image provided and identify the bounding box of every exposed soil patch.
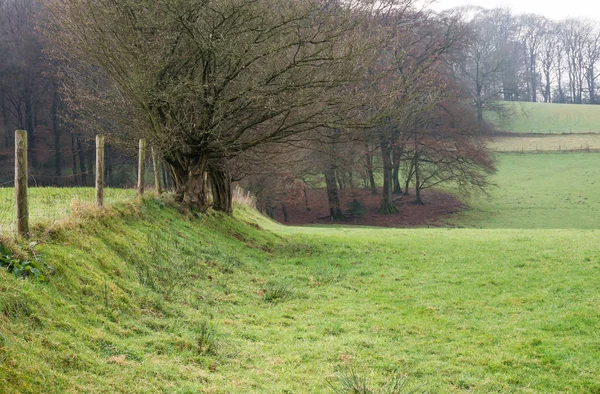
[272,188,466,228]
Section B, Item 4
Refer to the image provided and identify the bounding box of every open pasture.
[489,133,600,152]
[454,153,600,229]
[487,101,600,133]
[2,202,600,393]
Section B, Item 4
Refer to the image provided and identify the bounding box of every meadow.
[1,148,600,392]
[487,101,600,133]
[454,153,600,229]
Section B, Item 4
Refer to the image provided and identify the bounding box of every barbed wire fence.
[0,131,165,237]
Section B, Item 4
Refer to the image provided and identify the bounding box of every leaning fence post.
[151,147,162,195]
[95,135,105,207]
[137,139,147,196]
[15,130,29,237]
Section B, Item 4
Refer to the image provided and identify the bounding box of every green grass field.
[1,153,600,393]
[455,153,600,229]
[489,134,600,152]
[0,187,136,234]
[487,101,600,133]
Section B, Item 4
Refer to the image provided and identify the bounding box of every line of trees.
[0,0,521,218]
[450,7,600,109]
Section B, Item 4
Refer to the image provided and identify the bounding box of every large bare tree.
[44,0,388,212]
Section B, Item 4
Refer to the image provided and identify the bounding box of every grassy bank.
[1,197,599,392]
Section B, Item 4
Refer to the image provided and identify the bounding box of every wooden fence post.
[151,147,162,195]
[15,130,29,237]
[96,135,105,207]
[137,139,147,196]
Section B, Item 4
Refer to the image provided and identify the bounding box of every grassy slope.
[455,153,600,229]
[1,197,600,393]
[487,101,600,134]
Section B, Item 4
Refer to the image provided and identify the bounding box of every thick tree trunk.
[208,158,233,214]
[324,164,343,220]
[379,142,398,215]
[392,146,402,195]
[166,155,209,211]
[303,187,310,211]
[281,203,289,222]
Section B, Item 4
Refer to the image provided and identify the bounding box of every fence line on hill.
[0,130,164,238]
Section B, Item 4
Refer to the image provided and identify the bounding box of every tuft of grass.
[262,282,294,303]
[195,321,218,355]
[0,292,33,319]
[312,264,347,285]
[329,369,427,394]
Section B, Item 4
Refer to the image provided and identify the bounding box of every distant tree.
[518,14,548,102]
[450,7,514,123]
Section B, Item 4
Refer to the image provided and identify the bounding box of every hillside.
[1,196,600,393]
[487,101,600,134]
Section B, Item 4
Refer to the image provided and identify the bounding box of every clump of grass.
[196,321,218,355]
[329,369,427,394]
[312,264,346,285]
[232,185,256,208]
[262,282,294,303]
[0,293,33,319]
[131,231,199,300]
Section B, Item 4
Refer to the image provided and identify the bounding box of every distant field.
[487,101,600,133]
[0,187,136,234]
[454,153,600,229]
[489,133,600,152]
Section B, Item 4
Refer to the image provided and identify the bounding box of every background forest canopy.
[0,0,598,218]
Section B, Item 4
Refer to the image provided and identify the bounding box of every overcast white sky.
[429,0,600,20]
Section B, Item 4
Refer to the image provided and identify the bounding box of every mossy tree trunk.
[166,155,209,212]
[392,146,402,195]
[208,158,233,214]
